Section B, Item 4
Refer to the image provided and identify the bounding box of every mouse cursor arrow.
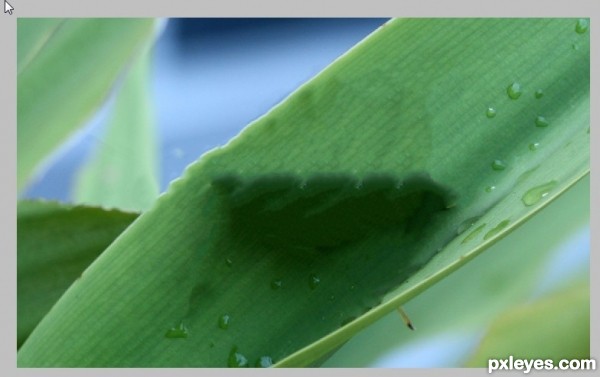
[4,0,14,15]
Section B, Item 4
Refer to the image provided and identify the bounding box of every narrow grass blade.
[73,47,159,212]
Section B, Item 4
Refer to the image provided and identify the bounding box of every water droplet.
[228,347,249,368]
[218,314,230,330]
[256,356,273,368]
[575,19,589,34]
[485,185,496,193]
[457,216,481,235]
[309,274,321,290]
[507,82,522,100]
[165,321,188,339]
[534,89,544,99]
[491,160,507,171]
[483,220,510,240]
[461,224,486,244]
[529,142,540,151]
[225,258,233,267]
[270,279,283,290]
[486,107,497,118]
[522,181,558,206]
[535,116,549,128]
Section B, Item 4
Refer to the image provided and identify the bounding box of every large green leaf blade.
[17,200,138,348]
[17,18,156,192]
[73,48,159,212]
[17,19,589,367]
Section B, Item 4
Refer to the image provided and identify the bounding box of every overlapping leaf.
[17,200,138,348]
[74,47,159,212]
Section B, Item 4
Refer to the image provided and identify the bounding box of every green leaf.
[17,200,138,348]
[17,19,64,74]
[17,18,589,367]
[322,175,589,367]
[465,282,590,366]
[17,18,156,192]
[73,47,159,212]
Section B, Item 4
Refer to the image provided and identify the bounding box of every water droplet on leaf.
[576,19,589,34]
[535,116,549,128]
[522,181,557,206]
[461,224,486,244]
[483,220,510,240]
[165,321,188,339]
[529,142,540,151]
[486,107,497,118]
[507,82,522,100]
[218,314,231,330]
[492,160,507,171]
[309,274,321,290]
[534,89,544,99]
[256,356,273,368]
[228,347,249,368]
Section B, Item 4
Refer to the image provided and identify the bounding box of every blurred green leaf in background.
[74,47,159,212]
[17,18,156,192]
[466,282,589,366]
